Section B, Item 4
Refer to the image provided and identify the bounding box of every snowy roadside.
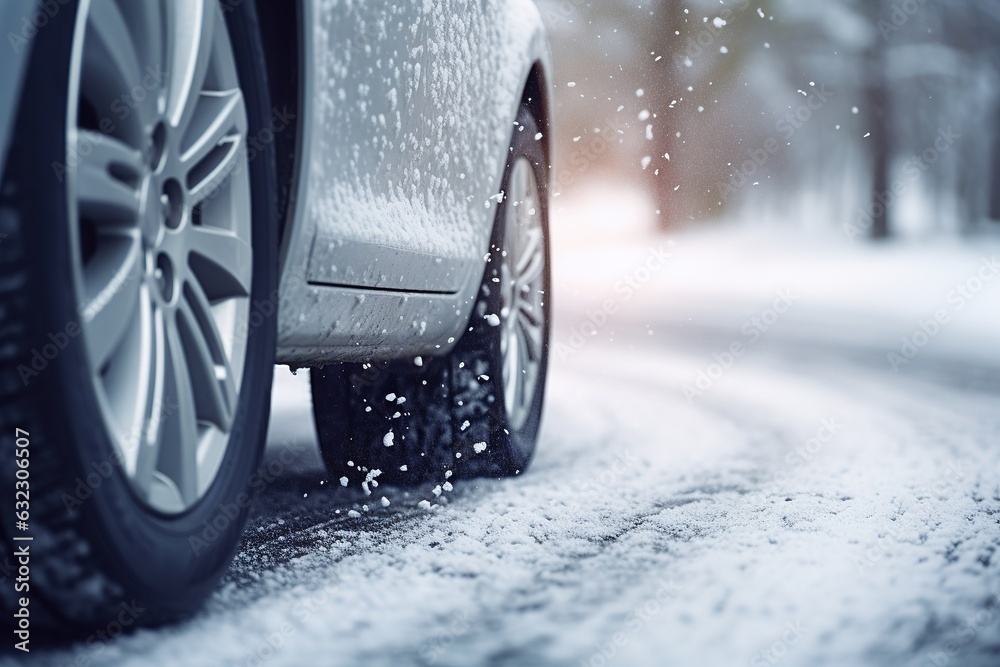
[36,318,999,667]
[551,183,1000,374]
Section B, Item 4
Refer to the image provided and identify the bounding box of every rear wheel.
[0,0,277,630]
[310,104,551,487]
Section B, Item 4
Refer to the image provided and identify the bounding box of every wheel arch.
[250,0,305,274]
[522,59,554,170]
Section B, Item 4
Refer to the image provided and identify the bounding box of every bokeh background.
[537,0,1000,237]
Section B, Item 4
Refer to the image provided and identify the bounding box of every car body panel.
[275,0,550,365]
[0,0,551,368]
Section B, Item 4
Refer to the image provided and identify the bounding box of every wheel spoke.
[516,240,544,294]
[188,225,253,298]
[159,310,202,506]
[504,330,520,402]
[515,226,541,275]
[132,304,167,495]
[518,315,544,363]
[182,90,247,203]
[179,279,237,432]
[80,236,143,371]
[75,130,145,225]
[513,160,531,209]
[116,2,166,78]
[518,298,542,329]
[505,212,519,279]
[84,0,144,96]
[164,0,217,131]
[498,257,513,320]
[516,329,530,408]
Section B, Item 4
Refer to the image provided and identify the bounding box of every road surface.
[17,191,1000,667]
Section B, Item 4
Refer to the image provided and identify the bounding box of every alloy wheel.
[66,0,253,514]
[499,158,546,433]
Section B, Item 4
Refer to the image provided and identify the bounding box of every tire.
[311,104,551,488]
[0,0,277,632]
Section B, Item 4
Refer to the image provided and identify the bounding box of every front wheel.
[311,104,551,486]
[0,0,278,630]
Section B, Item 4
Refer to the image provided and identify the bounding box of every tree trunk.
[868,60,891,240]
[991,107,1000,222]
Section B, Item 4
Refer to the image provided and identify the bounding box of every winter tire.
[310,103,551,487]
[0,0,278,631]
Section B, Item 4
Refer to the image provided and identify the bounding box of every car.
[0,0,551,631]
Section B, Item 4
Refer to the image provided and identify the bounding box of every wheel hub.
[140,126,188,305]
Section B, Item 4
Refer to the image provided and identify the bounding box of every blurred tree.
[865,0,891,239]
[539,0,1000,239]
[993,108,1000,221]
[937,0,1000,231]
[639,0,777,229]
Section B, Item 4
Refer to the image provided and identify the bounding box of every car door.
[303,0,506,295]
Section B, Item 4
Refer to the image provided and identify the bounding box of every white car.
[0,0,551,629]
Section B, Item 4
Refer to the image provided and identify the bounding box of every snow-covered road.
[21,189,1000,667]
